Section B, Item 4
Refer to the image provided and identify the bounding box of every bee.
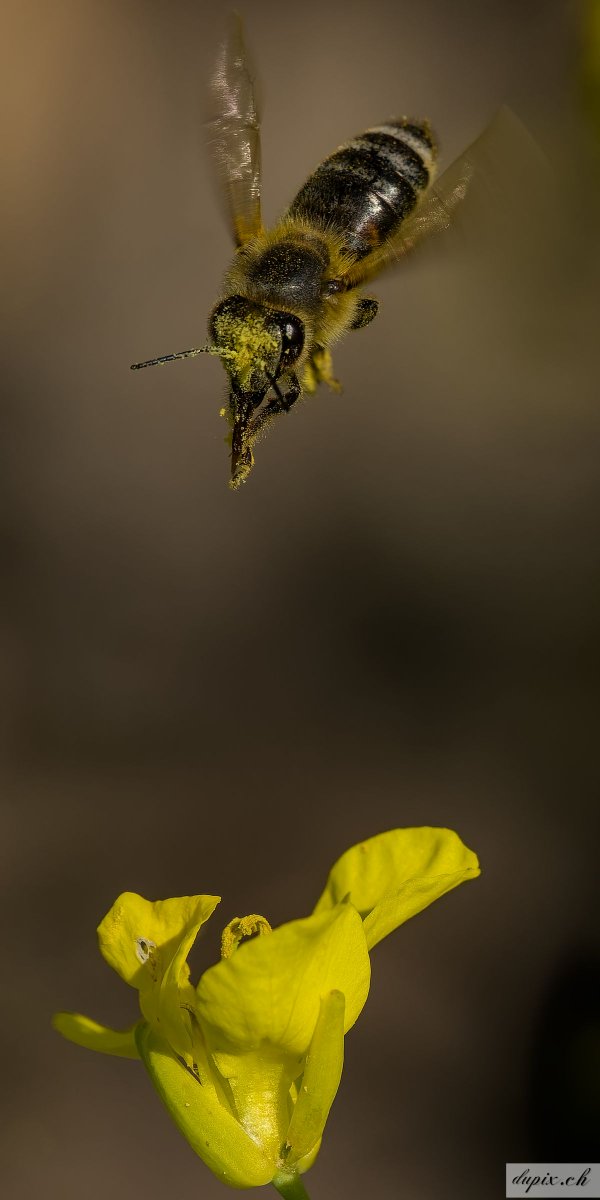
[131,17,535,489]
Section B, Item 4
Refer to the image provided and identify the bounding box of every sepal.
[135,1023,276,1188]
[283,989,345,1167]
[52,1011,140,1058]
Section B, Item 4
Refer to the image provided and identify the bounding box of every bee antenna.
[130,345,218,370]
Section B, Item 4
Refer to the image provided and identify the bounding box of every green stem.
[272,1170,311,1200]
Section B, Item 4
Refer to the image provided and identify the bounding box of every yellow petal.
[283,990,345,1167]
[97,892,220,1056]
[314,828,480,949]
[197,904,370,1056]
[136,1023,276,1188]
[52,1011,140,1058]
[97,892,220,989]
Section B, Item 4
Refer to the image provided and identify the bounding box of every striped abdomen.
[287,119,436,261]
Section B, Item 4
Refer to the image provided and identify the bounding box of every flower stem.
[272,1171,311,1200]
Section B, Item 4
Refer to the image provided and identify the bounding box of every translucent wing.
[339,106,548,289]
[206,14,263,246]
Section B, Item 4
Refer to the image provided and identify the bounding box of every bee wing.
[339,106,548,288]
[206,14,263,246]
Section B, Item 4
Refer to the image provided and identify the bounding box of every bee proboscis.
[131,17,537,489]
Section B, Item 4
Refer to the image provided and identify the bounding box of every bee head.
[210,295,305,398]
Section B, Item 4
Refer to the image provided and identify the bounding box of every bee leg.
[255,373,301,423]
[303,346,342,394]
[349,297,379,330]
[239,373,300,454]
[279,374,302,411]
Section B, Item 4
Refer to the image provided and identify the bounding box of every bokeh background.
[2,0,599,1197]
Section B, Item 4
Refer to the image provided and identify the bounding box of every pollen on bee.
[212,310,278,389]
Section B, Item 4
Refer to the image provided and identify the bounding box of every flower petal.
[136,1023,276,1187]
[152,908,213,1060]
[313,828,480,949]
[52,1011,140,1058]
[196,904,370,1056]
[97,892,220,1057]
[284,989,345,1167]
[97,892,220,989]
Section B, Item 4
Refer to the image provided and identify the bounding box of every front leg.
[247,372,301,433]
[229,374,301,489]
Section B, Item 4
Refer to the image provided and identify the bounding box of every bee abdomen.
[287,118,437,260]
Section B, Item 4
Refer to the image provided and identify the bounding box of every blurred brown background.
[2,0,599,1197]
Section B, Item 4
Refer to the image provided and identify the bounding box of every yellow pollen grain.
[213,311,278,388]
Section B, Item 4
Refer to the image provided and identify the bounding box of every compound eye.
[276,313,304,370]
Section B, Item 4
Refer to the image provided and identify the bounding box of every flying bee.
[131,17,538,489]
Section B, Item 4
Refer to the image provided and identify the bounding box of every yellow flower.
[53,828,479,1198]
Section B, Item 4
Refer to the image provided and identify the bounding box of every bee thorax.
[245,241,328,308]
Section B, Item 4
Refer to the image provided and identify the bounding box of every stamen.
[221,914,272,958]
